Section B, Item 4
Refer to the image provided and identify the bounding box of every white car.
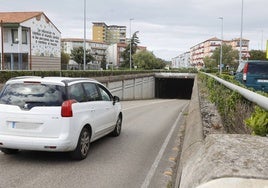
[0,76,122,160]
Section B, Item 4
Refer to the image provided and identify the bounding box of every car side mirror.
[113,96,120,105]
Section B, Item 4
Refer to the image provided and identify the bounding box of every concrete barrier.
[176,74,268,188]
[175,75,204,187]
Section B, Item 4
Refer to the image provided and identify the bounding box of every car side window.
[68,84,86,102]
[98,85,112,101]
[83,83,101,101]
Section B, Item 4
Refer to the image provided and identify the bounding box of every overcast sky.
[1,0,267,60]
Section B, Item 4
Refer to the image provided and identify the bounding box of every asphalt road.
[0,99,189,188]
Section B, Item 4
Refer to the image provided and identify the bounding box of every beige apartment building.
[190,37,249,68]
[92,22,126,44]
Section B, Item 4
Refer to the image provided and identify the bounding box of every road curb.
[174,75,203,188]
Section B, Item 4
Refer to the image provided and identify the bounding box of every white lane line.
[122,99,177,111]
[140,104,188,188]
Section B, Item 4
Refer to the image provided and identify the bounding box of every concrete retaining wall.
[176,75,268,188]
[95,74,155,100]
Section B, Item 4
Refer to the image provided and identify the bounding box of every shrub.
[199,72,253,134]
[245,106,268,136]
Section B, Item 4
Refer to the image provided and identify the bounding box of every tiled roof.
[0,11,61,33]
[206,37,221,41]
[0,12,43,23]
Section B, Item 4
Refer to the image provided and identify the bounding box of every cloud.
[1,0,268,60]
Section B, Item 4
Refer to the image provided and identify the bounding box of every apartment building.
[225,38,250,56]
[0,12,61,70]
[61,38,108,66]
[171,51,190,68]
[190,37,249,68]
[190,37,222,67]
[92,22,126,44]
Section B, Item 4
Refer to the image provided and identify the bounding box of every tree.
[249,50,267,60]
[155,58,166,69]
[61,51,70,69]
[133,51,166,70]
[101,55,107,70]
[70,47,94,66]
[203,56,217,69]
[120,31,140,68]
[211,44,239,70]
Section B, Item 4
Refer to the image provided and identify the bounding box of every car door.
[82,82,115,139]
[95,84,117,133]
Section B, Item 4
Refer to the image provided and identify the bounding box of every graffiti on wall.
[30,14,61,58]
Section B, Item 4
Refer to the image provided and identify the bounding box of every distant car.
[0,76,122,160]
[235,60,268,92]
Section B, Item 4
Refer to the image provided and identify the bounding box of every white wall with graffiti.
[22,13,61,58]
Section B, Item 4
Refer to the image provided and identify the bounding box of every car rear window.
[248,63,268,74]
[0,83,67,109]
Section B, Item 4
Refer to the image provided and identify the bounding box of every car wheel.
[70,127,90,160]
[1,148,19,154]
[111,115,122,137]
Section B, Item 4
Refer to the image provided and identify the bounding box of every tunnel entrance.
[155,76,194,99]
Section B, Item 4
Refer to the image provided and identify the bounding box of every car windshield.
[0,83,66,109]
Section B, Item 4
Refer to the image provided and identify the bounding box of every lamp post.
[129,18,134,71]
[1,20,3,70]
[239,0,244,64]
[83,0,86,70]
[218,17,223,74]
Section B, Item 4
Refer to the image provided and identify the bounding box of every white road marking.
[122,99,177,111]
[140,103,188,188]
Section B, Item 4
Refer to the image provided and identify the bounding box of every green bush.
[199,72,268,136]
[199,72,253,134]
[245,106,268,136]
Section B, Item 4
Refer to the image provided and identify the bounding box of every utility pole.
[83,0,86,70]
[129,18,134,70]
[239,0,244,64]
[219,17,223,74]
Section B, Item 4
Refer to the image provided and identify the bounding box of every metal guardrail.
[203,73,268,111]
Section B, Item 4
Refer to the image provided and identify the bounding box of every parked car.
[235,60,268,92]
[0,76,122,160]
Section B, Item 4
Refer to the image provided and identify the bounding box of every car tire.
[111,115,122,137]
[1,148,19,155]
[70,127,90,160]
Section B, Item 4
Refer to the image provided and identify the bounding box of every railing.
[203,72,268,111]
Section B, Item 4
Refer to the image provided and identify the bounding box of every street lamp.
[129,18,134,71]
[83,0,86,70]
[218,17,223,74]
[239,0,244,64]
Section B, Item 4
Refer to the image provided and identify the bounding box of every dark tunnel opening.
[155,78,194,99]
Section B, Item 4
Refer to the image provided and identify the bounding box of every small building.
[106,43,127,67]
[106,43,147,68]
[0,12,61,70]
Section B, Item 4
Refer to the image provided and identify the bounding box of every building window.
[11,29,18,44]
[11,29,28,44]
[22,29,27,44]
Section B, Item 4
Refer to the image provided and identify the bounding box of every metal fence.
[203,73,268,111]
